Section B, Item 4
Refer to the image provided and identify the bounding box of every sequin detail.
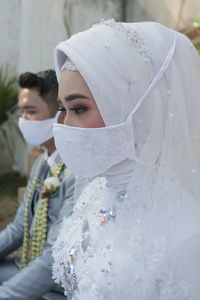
[62,246,78,295]
[117,190,129,202]
[99,208,116,224]
[61,57,78,71]
[99,189,128,224]
[95,19,142,46]
[93,19,151,60]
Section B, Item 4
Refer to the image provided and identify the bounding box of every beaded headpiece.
[61,57,78,71]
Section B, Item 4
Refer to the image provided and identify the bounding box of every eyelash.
[28,111,37,114]
[58,107,66,113]
[20,109,36,115]
[58,105,87,115]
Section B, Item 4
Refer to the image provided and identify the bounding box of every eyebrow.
[17,105,36,109]
[64,94,89,102]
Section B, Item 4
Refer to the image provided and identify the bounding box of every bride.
[52,20,200,299]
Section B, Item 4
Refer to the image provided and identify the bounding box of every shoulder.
[159,233,200,299]
[81,176,107,195]
[31,153,45,171]
[60,176,106,223]
[32,152,45,167]
[60,169,75,188]
[72,176,107,213]
[28,152,45,178]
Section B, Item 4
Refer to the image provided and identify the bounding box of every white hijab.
[54,20,200,196]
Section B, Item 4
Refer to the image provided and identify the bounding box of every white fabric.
[18,0,67,73]
[52,20,200,299]
[46,150,58,170]
[18,112,59,146]
[42,149,58,171]
[53,120,137,177]
[53,177,200,299]
[61,58,78,71]
[53,28,176,178]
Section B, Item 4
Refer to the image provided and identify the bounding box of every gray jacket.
[0,152,75,299]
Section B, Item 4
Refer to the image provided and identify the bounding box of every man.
[0,70,75,299]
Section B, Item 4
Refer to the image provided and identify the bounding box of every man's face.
[18,88,51,121]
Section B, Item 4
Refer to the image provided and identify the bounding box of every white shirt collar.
[44,149,58,171]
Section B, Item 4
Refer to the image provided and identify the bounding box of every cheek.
[36,102,52,120]
[28,115,37,121]
[24,110,51,121]
[84,110,105,128]
[21,112,37,121]
[29,112,46,121]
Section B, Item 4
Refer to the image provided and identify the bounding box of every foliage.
[0,65,26,166]
[196,45,200,55]
[0,65,18,125]
[0,171,26,198]
[193,20,200,55]
[0,109,26,166]
[0,171,27,230]
[193,20,200,28]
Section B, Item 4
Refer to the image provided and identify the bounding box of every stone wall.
[126,0,200,30]
[0,0,199,73]
[62,0,123,36]
[0,0,20,70]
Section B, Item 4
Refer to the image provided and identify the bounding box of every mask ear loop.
[54,111,61,122]
[127,31,176,124]
[125,31,176,162]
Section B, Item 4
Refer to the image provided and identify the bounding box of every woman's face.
[58,69,105,128]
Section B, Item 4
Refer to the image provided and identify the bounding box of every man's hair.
[18,69,59,115]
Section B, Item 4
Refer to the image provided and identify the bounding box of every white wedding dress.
[52,172,200,300]
[52,20,200,299]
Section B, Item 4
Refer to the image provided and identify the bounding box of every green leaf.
[193,20,200,28]
[0,65,18,125]
[196,45,200,55]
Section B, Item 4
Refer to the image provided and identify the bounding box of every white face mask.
[19,112,59,146]
[53,119,137,177]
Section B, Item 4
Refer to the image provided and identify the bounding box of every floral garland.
[20,158,64,268]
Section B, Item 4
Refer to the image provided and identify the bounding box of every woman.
[52,20,200,299]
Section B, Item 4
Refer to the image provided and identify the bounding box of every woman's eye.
[58,107,67,115]
[70,105,87,114]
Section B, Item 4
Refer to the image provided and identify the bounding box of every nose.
[63,112,73,126]
[57,111,64,124]
[64,116,70,126]
[21,111,30,120]
[64,114,80,127]
[61,111,71,126]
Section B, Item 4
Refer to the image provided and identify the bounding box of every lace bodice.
[52,177,200,299]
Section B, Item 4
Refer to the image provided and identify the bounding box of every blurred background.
[0,0,199,228]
